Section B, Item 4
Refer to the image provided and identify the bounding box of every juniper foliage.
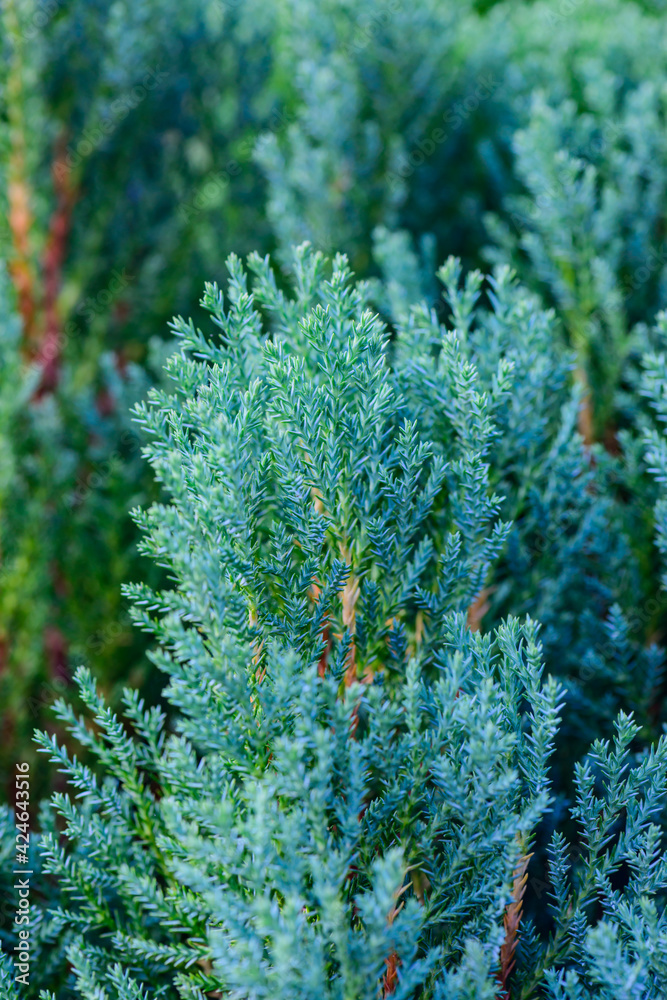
[0,0,287,791]
[16,247,667,998]
[3,0,667,993]
[4,0,667,799]
[372,233,664,754]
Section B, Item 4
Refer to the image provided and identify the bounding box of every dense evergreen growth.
[0,248,663,996]
[3,0,667,789]
[2,0,667,996]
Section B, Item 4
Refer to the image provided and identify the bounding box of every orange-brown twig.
[341,559,360,687]
[7,177,38,345]
[497,852,533,998]
[383,952,401,996]
[382,880,410,997]
[467,586,492,633]
[5,0,39,349]
[35,136,77,395]
[573,365,594,447]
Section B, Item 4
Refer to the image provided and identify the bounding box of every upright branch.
[4,0,39,348]
[497,848,532,997]
[2,3,75,396]
[37,134,76,396]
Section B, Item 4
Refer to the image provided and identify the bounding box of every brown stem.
[382,880,411,996]
[497,851,533,998]
[35,136,76,396]
[341,560,360,687]
[383,952,401,996]
[4,0,76,393]
[467,586,491,633]
[7,180,38,343]
[4,0,39,346]
[574,366,594,447]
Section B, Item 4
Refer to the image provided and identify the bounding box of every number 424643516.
[15,763,30,864]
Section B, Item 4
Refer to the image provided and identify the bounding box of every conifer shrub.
[370,234,665,762]
[5,0,667,798]
[259,0,667,436]
[0,0,286,793]
[4,0,667,992]
[6,246,667,998]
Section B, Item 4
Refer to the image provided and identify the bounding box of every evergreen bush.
[4,0,667,795]
[0,0,287,793]
[3,246,665,997]
[3,0,667,995]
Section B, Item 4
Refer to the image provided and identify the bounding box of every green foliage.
[259,0,667,435]
[0,248,661,997]
[0,0,285,796]
[373,233,665,757]
[3,0,667,995]
[4,0,667,792]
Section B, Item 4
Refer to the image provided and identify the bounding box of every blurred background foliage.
[2,0,667,801]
